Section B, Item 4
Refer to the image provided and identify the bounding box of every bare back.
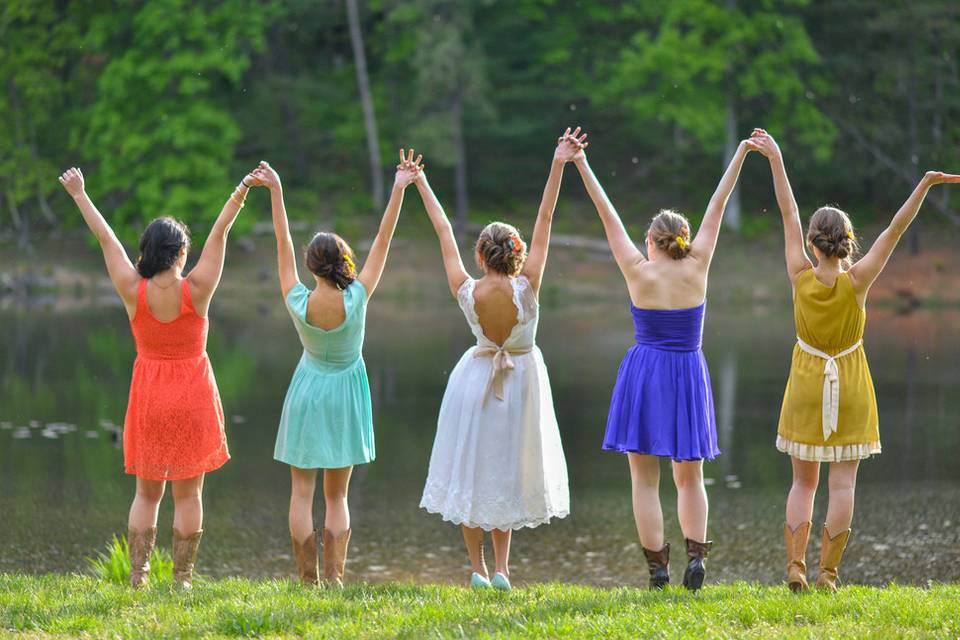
[473,276,521,345]
[304,283,347,330]
[625,252,710,310]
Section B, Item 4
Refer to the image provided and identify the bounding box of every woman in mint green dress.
[250,151,423,587]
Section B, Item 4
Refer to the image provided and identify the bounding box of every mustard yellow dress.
[776,268,880,461]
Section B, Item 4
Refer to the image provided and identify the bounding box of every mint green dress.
[274,281,375,469]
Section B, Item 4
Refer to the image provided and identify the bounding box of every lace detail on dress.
[420,479,570,531]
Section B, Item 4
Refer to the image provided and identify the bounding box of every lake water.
[1,281,958,587]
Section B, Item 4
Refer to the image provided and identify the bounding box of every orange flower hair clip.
[507,234,524,254]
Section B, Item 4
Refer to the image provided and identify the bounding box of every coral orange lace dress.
[123,278,230,480]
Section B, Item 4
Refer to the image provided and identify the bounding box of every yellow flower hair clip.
[343,253,356,272]
[846,230,855,240]
[676,235,688,251]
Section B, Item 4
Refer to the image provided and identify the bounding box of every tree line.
[2,0,958,247]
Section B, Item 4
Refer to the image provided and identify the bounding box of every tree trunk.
[345,0,384,212]
[722,92,741,231]
[722,0,740,231]
[452,89,469,232]
[907,76,920,255]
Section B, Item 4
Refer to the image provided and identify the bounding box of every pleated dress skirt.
[602,302,720,461]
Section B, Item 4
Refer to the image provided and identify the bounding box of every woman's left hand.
[394,149,424,188]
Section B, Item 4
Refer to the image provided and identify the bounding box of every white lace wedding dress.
[419,276,570,530]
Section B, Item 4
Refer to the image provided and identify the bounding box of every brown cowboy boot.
[172,529,203,589]
[784,522,812,592]
[815,525,851,592]
[128,527,157,588]
[292,530,320,586]
[322,528,351,588]
[682,538,713,592]
[641,543,670,589]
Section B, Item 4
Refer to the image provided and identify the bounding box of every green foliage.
[86,535,173,585]
[80,0,268,242]
[3,0,959,242]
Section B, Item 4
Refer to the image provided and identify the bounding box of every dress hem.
[419,502,569,532]
[776,435,880,462]
[602,444,720,462]
[125,452,230,481]
[274,454,375,469]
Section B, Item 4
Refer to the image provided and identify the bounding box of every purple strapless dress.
[602,302,720,461]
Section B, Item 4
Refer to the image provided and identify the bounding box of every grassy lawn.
[1,575,958,639]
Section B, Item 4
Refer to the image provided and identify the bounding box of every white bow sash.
[474,345,532,401]
[795,336,863,441]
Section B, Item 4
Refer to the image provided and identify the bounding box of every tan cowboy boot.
[784,521,812,592]
[641,543,670,589]
[172,528,203,589]
[292,530,320,586]
[322,528,351,588]
[815,525,851,592]
[128,527,157,588]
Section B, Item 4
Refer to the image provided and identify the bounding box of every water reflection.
[1,293,958,585]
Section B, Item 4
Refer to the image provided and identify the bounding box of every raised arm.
[572,147,646,278]
[250,161,299,298]
[187,172,254,314]
[849,171,960,294]
[414,171,470,297]
[59,168,140,316]
[690,137,757,261]
[752,130,812,282]
[356,149,422,297]
[521,127,583,293]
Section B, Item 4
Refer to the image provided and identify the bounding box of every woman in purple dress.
[570,131,760,590]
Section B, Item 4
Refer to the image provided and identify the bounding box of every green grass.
[85,534,174,585]
[1,575,958,639]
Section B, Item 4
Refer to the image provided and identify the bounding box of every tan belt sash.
[473,345,533,401]
[795,336,863,441]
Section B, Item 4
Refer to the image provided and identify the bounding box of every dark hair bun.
[137,217,191,278]
[306,232,357,290]
[648,209,691,260]
[475,222,526,276]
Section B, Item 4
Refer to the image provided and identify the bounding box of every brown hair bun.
[475,222,527,276]
[807,206,859,269]
[305,232,357,290]
[648,209,691,260]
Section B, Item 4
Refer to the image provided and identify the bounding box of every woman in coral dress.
[59,165,254,588]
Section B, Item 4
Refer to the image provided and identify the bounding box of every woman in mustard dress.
[751,129,960,592]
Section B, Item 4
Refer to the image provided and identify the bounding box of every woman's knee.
[672,461,703,489]
[171,479,203,503]
[136,480,165,504]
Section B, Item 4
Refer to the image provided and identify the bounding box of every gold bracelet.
[230,189,246,208]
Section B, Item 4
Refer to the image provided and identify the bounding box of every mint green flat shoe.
[491,572,512,591]
[470,572,492,588]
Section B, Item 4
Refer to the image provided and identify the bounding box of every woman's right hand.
[250,161,282,191]
[923,171,960,186]
[58,167,85,198]
[394,148,424,189]
[554,126,588,163]
[749,128,781,160]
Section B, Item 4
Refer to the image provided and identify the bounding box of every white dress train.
[419,276,570,531]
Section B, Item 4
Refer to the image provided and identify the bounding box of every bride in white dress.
[415,128,588,590]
